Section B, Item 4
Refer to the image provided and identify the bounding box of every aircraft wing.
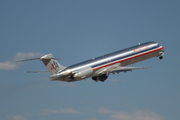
[109,66,149,74]
[98,64,149,75]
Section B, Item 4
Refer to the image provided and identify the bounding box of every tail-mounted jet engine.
[70,67,93,80]
[92,74,108,82]
[59,69,72,76]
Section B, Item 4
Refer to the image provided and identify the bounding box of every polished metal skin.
[17,41,164,82]
[49,41,164,82]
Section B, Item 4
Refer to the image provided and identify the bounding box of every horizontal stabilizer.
[15,58,40,62]
[27,71,50,73]
[16,53,65,75]
[15,54,62,62]
[40,54,62,60]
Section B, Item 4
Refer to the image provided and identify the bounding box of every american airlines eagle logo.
[51,64,55,70]
[51,61,59,70]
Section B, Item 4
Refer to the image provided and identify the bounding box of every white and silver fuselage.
[52,41,164,82]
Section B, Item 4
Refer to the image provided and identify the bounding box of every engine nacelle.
[59,69,72,76]
[73,67,93,79]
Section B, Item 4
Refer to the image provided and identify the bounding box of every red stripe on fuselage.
[93,46,164,71]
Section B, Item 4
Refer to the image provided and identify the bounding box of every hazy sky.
[0,0,180,120]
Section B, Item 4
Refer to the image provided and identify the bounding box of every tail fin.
[40,54,66,74]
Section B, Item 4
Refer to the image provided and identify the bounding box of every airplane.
[16,41,164,82]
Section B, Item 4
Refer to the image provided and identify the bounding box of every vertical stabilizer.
[40,54,66,74]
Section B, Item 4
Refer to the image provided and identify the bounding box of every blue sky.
[0,0,180,120]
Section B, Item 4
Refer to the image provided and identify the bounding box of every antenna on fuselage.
[138,42,141,45]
